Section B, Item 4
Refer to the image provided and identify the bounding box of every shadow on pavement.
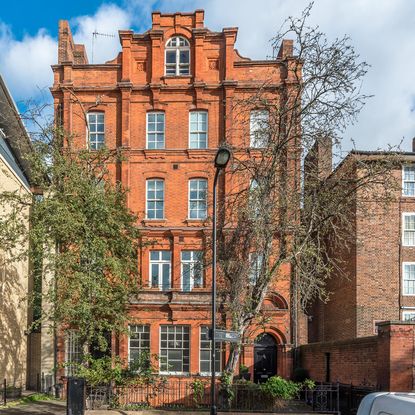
[0,400,66,414]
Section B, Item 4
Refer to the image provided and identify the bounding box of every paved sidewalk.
[0,400,66,414]
[0,401,319,415]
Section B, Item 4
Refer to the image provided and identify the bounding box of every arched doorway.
[254,333,278,383]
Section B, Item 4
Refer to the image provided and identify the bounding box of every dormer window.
[165,36,190,76]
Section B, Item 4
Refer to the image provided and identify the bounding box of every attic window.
[165,36,190,76]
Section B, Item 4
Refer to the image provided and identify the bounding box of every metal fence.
[338,383,378,415]
[85,378,342,413]
[1,378,23,406]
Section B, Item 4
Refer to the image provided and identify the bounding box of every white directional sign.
[214,329,241,343]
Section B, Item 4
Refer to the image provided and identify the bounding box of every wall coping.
[299,335,378,350]
[376,320,415,327]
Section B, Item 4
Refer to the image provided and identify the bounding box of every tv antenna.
[91,31,115,64]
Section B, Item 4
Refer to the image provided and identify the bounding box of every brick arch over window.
[163,27,192,41]
[262,292,289,311]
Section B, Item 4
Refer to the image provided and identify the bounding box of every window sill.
[186,149,212,159]
[143,150,166,159]
[161,76,192,80]
[185,218,208,224]
[159,372,191,376]
[142,219,167,226]
[198,372,222,377]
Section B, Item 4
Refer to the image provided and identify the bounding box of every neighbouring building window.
[165,36,190,76]
[129,325,150,365]
[402,311,415,321]
[189,179,207,219]
[200,326,221,374]
[189,111,208,149]
[250,110,269,148]
[403,263,415,295]
[181,251,203,291]
[147,112,165,149]
[150,251,171,290]
[249,252,263,284]
[402,214,415,246]
[403,165,415,196]
[87,112,105,150]
[65,330,83,376]
[146,179,164,219]
[160,325,190,373]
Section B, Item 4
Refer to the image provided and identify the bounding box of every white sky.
[0,0,414,153]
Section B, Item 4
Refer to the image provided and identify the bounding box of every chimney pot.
[412,137,415,153]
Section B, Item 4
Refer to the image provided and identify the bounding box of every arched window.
[165,36,190,76]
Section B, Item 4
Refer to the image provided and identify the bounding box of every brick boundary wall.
[298,322,415,391]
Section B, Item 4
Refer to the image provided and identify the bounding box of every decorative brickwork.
[51,10,297,380]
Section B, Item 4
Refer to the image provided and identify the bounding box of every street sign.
[211,329,241,343]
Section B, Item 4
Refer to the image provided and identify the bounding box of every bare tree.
[216,3,400,375]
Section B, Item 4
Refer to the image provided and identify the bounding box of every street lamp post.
[211,147,231,415]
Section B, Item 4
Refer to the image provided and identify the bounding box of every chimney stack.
[412,137,415,153]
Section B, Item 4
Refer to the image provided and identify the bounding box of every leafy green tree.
[0,107,140,352]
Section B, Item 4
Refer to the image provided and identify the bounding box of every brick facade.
[51,10,297,381]
[307,148,415,343]
[300,322,415,391]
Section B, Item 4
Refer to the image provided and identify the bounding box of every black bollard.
[67,377,85,415]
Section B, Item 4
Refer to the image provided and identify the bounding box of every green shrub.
[259,376,300,400]
[239,364,249,373]
[303,378,316,390]
[292,367,309,382]
[190,379,207,406]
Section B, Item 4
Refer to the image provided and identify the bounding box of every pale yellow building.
[0,74,42,391]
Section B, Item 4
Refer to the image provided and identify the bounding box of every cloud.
[0,22,56,102]
[150,0,415,150]
[71,3,132,64]
[1,0,414,151]
[0,3,131,102]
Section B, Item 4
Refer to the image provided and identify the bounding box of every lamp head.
[214,147,231,168]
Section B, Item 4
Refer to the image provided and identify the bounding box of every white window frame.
[402,262,415,296]
[87,112,105,150]
[199,326,222,376]
[403,165,415,197]
[402,213,415,247]
[159,325,190,375]
[65,330,83,376]
[128,325,150,365]
[146,112,165,149]
[165,36,190,76]
[402,311,415,321]
[181,250,204,292]
[189,111,208,149]
[188,179,208,219]
[149,250,171,290]
[250,109,269,148]
[146,179,164,220]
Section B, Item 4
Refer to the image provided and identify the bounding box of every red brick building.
[51,10,297,382]
[300,141,415,390]
[307,145,415,343]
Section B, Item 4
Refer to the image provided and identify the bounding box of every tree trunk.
[225,343,241,379]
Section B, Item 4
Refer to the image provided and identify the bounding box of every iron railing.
[85,378,342,413]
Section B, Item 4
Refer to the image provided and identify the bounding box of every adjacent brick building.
[307,145,415,343]
[300,140,415,390]
[51,10,298,382]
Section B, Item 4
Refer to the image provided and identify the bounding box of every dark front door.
[254,333,277,383]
